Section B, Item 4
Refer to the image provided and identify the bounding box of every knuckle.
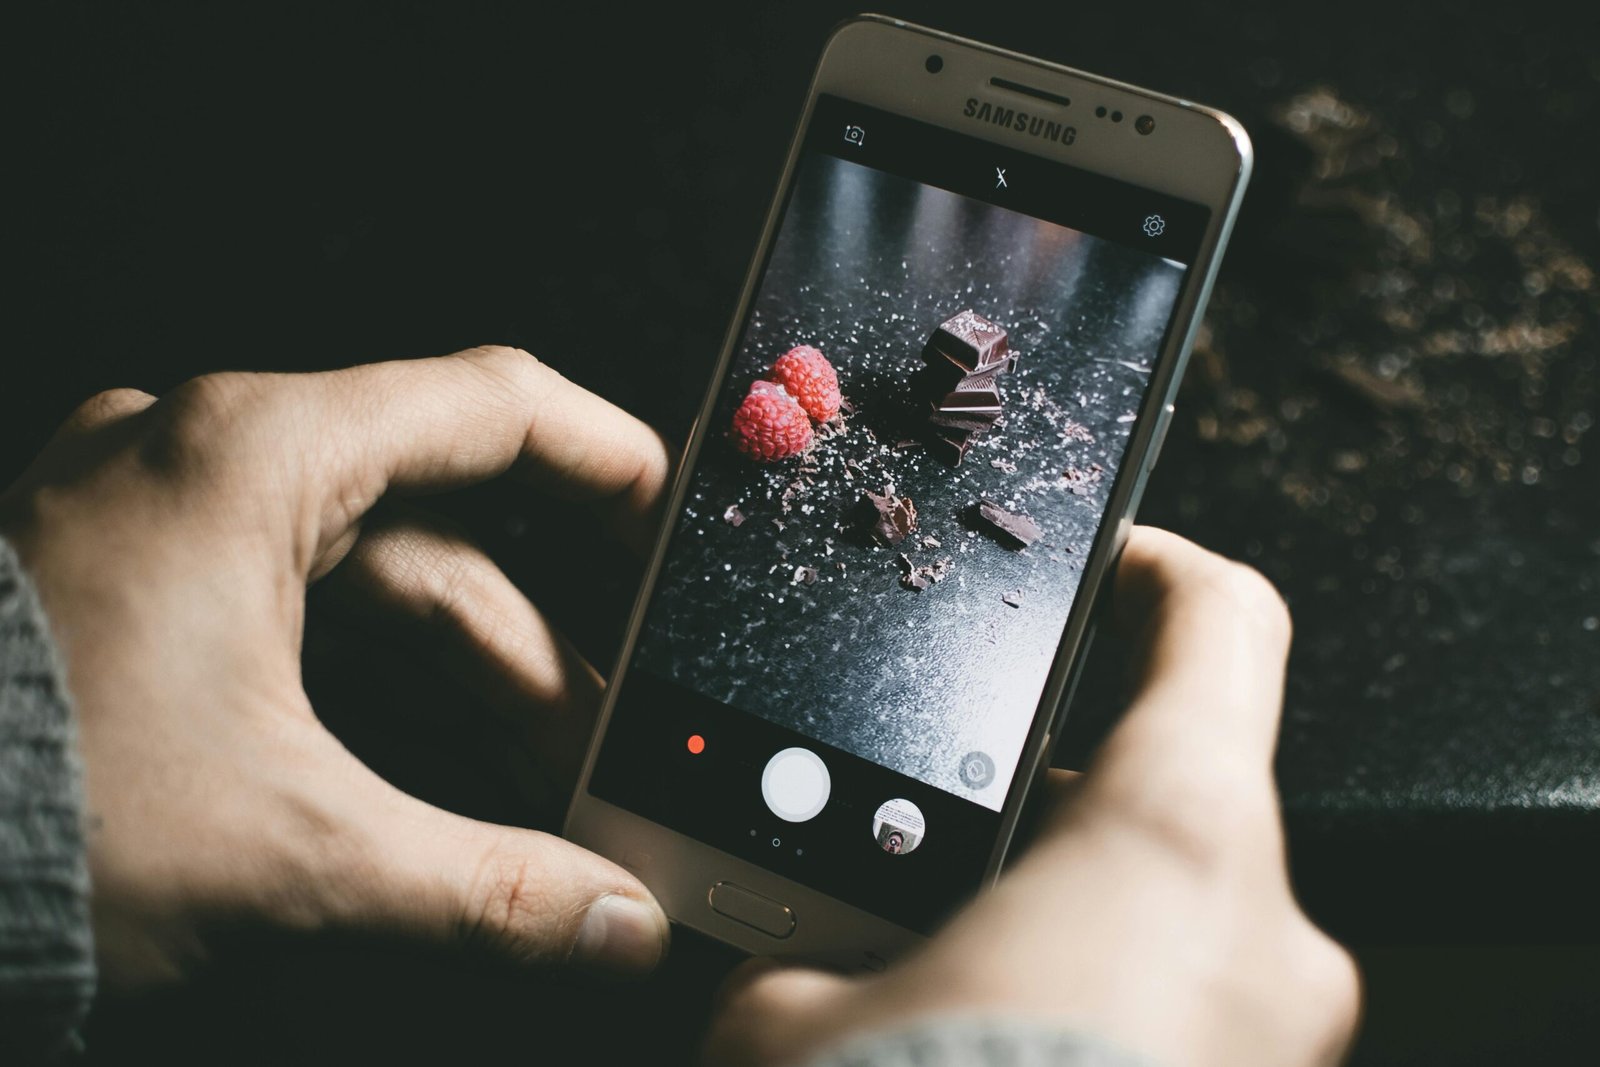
[139,372,269,475]
[1295,927,1363,1032]
[461,344,543,386]
[1109,753,1279,867]
[1213,561,1293,643]
[71,387,156,430]
[461,844,564,964]
[420,539,484,630]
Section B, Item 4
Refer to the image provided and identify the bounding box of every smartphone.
[567,15,1251,967]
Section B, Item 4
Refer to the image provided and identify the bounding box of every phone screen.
[589,95,1209,932]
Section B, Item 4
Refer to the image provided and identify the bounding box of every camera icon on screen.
[842,124,866,146]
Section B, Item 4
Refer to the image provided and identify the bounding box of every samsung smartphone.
[567,15,1251,967]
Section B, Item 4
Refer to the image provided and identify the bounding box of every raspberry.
[769,345,842,422]
[730,380,812,462]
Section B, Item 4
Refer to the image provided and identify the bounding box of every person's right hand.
[707,527,1361,1067]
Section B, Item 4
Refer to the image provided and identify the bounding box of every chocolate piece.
[793,565,818,585]
[856,490,917,546]
[723,504,746,527]
[928,408,1000,434]
[919,349,1009,392]
[931,386,1002,418]
[897,553,954,592]
[917,310,1016,466]
[974,499,1042,548]
[928,432,973,465]
[1002,589,1025,608]
[925,309,1011,372]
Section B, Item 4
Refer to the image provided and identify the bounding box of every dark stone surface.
[633,152,1177,806]
[8,1,1599,1063]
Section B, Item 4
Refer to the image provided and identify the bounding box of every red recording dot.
[686,734,706,755]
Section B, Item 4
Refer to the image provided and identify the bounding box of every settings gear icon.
[1141,213,1167,237]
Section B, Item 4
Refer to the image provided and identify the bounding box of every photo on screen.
[630,150,1184,810]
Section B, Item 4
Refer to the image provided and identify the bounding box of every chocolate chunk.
[792,565,818,585]
[856,490,917,546]
[722,504,746,527]
[973,499,1042,548]
[934,384,1003,415]
[928,407,1000,434]
[927,432,973,466]
[1002,589,1025,608]
[925,309,1011,372]
[990,457,1018,473]
[918,310,1015,466]
[919,349,1008,392]
[896,552,954,592]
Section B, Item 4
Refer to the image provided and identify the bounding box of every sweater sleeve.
[0,538,95,1061]
[797,1016,1156,1067]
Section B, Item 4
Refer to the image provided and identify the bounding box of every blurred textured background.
[10,2,1598,1062]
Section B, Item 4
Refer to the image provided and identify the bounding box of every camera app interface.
[590,97,1207,931]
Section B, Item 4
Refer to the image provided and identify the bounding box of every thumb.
[320,772,669,977]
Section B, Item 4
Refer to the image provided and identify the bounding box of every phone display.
[587,94,1212,932]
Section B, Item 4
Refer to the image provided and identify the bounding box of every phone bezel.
[565,14,1253,969]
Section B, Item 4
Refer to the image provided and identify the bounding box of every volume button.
[1144,403,1176,472]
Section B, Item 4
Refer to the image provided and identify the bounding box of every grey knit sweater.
[0,537,1145,1066]
[1,540,95,1060]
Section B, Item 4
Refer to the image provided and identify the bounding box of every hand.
[0,346,673,987]
[706,528,1361,1067]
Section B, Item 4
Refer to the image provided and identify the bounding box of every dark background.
[10,2,1598,1063]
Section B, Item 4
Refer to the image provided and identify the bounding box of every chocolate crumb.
[839,397,856,415]
[856,489,918,546]
[793,565,818,586]
[973,499,1043,548]
[989,457,1019,473]
[896,553,954,592]
[723,504,746,527]
[1002,589,1025,608]
[1060,420,1094,444]
[1062,463,1105,497]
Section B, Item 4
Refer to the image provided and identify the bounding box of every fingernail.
[573,894,669,975]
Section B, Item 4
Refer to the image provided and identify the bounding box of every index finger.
[310,346,672,545]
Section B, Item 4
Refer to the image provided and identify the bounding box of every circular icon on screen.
[958,751,996,789]
[761,747,831,823]
[871,798,926,855]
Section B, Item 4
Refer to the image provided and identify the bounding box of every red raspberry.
[730,380,812,462]
[769,345,842,422]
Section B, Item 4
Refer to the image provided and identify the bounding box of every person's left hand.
[0,346,673,987]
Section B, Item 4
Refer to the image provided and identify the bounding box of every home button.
[709,881,796,939]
